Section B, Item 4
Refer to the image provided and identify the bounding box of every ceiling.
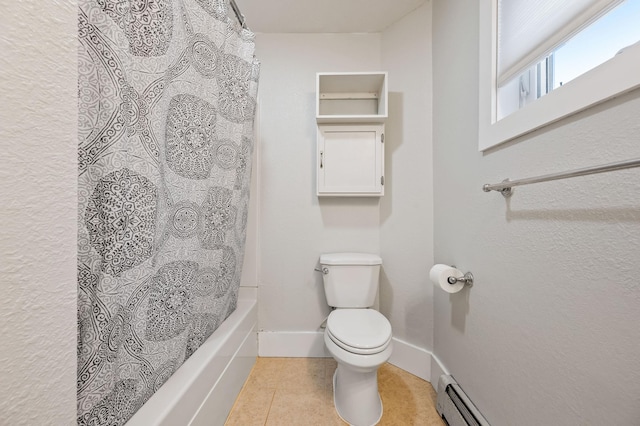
[234,0,428,33]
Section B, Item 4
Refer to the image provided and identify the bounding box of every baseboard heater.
[436,375,490,426]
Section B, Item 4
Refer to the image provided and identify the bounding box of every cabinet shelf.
[316,72,388,123]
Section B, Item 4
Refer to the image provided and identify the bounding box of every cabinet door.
[317,124,384,196]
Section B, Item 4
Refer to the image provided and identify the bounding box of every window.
[479,0,640,151]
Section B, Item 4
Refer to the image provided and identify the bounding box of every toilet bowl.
[318,253,392,426]
[324,308,392,426]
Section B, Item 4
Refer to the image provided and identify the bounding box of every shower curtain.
[77,0,259,424]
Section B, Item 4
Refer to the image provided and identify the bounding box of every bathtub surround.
[76,1,259,424]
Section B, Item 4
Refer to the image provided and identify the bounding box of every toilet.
[319,253,393,426]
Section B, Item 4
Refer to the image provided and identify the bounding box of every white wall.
[380,2,434,356]
[255,4,436,365]
[0,0,78,424]
[432,1,640,424]
[256,34,383,350]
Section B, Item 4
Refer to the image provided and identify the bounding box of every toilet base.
[332,363,383,426]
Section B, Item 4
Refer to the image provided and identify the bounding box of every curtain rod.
[483,157,640,198]
[229,0,246,29]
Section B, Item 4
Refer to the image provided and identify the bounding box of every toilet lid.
[326,309,392,355]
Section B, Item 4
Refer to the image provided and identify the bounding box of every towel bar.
[483,157,640,197]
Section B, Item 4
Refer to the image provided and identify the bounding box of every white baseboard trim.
[256,331,448,386]
[388,337,433,382]
[258,331,328,357]
[430,352,449,388]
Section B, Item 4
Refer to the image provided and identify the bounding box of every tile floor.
[225,357,445,425]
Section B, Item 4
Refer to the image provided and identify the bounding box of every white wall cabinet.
[316,72,387,197]
[317,124,384,196]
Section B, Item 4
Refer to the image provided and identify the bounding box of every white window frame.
[479,0,640,151]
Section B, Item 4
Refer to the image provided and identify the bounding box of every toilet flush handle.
[314,267,329,275]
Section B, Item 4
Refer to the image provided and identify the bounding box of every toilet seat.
[326,309,392,355]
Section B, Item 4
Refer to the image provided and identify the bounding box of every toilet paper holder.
[447,269,474,287]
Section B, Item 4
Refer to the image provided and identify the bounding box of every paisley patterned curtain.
[77,0,259,424]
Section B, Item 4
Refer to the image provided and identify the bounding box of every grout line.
[224,361,259,425]
[262,387,277,426]
[230,357,442,425]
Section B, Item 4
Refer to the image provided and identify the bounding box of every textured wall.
[380,3,435,349]
[0,0,78,424]
[432,1,640,424]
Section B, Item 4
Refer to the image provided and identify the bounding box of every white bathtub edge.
[189,324,257,426]
[126,298,257,426]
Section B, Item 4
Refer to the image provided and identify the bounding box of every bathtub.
[127,292,257,426]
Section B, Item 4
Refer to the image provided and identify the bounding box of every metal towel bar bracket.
[483,157,640,198]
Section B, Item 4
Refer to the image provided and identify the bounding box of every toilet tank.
[319,253,382,308]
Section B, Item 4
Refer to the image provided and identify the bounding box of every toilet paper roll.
[429,264,465,294]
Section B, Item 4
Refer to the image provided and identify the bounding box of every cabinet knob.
[320,151,323,168]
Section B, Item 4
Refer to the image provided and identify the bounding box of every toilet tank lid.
[320,253,382,265]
